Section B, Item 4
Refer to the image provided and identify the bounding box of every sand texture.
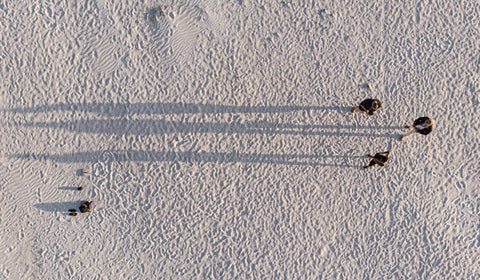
[1,0,480,278]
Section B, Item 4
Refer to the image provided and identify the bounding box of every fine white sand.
[1,0,479,278]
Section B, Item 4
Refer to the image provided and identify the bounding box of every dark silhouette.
[364,151,390,169]
[79,201,93,213]
[400,117,435,140]
[351,99,382,115]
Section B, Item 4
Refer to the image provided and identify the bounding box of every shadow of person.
[13,150,360,168]
[58,186,79,191]
[8,102,400,167]
[5,102,348,116]
[21,119,403,139]
[34,201,85,215]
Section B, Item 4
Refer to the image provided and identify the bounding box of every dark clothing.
[367,154,388,167]
[359,99,381,115]
[366,160,378,167]
[373,154,388,165]
[79,201,92,213]
[365,151,390,168]
[413,117,433,135]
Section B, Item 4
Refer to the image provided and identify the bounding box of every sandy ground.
[1,0,480,278]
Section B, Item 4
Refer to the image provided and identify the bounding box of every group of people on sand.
[68,169,93,216]
[351,98,435,169]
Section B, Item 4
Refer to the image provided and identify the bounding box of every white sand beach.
[1,0,479,278]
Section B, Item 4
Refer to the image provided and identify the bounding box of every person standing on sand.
[351,98,382,115]
[399,117,435,141]
[79,201,93,213]
[364,151,390,169]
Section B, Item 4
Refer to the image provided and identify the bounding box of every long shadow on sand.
[34,200,85,215]
[10,102,402,167]
[11,102,403,137]
[6,102,348,116]
[12,151,361,168]
[21,119,402,138]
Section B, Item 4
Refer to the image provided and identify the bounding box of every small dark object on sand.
[77,187,84,191]
[69,212,78,216]
[68,209,77,213]
[76,169,89,176]
[79,201,92,213]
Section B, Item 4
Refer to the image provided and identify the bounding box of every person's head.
[424,118,435,126]
[372,101,380,110]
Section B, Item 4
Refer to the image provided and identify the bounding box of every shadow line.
[11,151,359,168]
[58,186,80,191]
[22,119,402,138]
[6,102,349,116]
[34,200,85,214]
